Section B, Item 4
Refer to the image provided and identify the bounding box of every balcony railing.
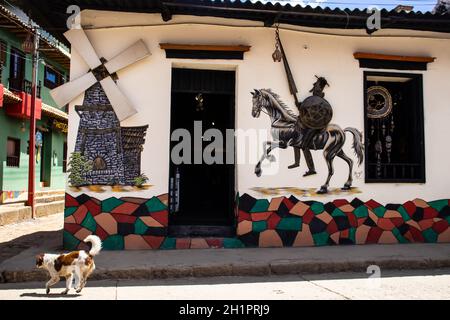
[6,156,20,168]
[9,78,41,98]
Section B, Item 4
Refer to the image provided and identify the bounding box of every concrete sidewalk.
[1,236,449,283]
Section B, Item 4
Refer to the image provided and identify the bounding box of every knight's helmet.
[74,82,126,185]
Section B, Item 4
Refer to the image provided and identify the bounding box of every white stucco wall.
[67,10,450,204]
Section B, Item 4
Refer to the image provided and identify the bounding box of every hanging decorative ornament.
[385,135,392,163]
[390,115,395,133]
[195,93,204,112]
[272,24,282,62]
[367,86,393,119]
[375,139,383,178]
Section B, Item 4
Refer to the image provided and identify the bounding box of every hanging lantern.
[272,25,282,62]
[22,32,35,54]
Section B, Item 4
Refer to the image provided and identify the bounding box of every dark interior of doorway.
[169,68,236,238]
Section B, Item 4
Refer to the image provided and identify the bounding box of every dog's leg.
[45,276,60,294]
[61,273,74,295]
[74,266,84,293]
[79,264,94,292]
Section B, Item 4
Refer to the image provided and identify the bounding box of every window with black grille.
[6,138,20,168]
[44,64,64,89]
[364,71,425,183]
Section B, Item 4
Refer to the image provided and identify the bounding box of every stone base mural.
[64,193,450,250]
[238,194,450,247]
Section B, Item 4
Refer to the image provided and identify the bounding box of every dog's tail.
[84,235,102,256]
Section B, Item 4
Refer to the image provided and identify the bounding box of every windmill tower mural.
[51,29,150,186]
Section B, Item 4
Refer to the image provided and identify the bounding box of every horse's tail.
[344,127,364,166]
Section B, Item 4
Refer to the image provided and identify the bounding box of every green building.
[0,4,70,203]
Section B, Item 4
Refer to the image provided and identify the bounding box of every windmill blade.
[104,40,151,74]
[64,29,102,70]
[50,72,97,107]
[100,76,137,121]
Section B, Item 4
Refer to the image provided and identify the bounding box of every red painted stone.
[390,218,405,227]
[65,194,79,207]
[84,199,101,216]
[423,207,438,219]
[94,225,109,241]
[403,201,417,215]
[404,231,414,243]
[65,223,82,235]
[143,236,165,249]
[333,199,349,207]
[340,229,350,238]
[326,220,338,234]
[206,238,223,248]
[357,218,366,227]
[418,219,434,231]
[151,210,169,226]
[111,202,140,215]
[409,227,425,242]
[378,218,396,231]
[73,205,88,224]
[251,211,272,222]
[366,227,383,244]
[302,209,315,224]
[282,198,294,210]
[267,213,282,230]
[111,213,137,224]
[176,238,191,249]
[345,212,358,228]
[432,220,449,234]
[238,210,251,222]
[365,199,381,210]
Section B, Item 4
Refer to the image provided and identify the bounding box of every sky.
[264,0,438,13]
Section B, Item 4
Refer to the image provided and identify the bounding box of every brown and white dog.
[36,235,102,295]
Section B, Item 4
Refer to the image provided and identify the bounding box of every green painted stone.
[446,216,450,224]
[63,231,80,250]
[331,208,346,217]
[349,228,356,243]
[81,213,97,232]
[160,237,176,250]
[134,218,148,235]
[392,228,409,244]
[250,199,270,213]
[422,229,438,243]
[428,200,448,212]
[353,206,369,218]
[397,206,411,222]
[103,235,124,250]
[64,206,77,218]
[312,231,329,246]
[223,238,245,248]
[252,221,267,233]
[101,197,124,213]
[277,218,302,231]
[373,206,387,218]
[310,202,324,214]
[145,197,167,213]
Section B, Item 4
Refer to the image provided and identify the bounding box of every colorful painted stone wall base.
[237,194,450,247]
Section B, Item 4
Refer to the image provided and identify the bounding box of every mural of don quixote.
[252,26,364,194]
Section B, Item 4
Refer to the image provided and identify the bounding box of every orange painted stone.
[418,219,434,231]
[125,234,151,250]
[158,194,169,207]
[340,229,350,238]
[111,202,140,215]
[290,201,309,216]
[143,235,164,249]
[437,228,450,242]
[268,197,284,211]
[378,218,396,231]
[368,210,379,223]
[293,224,314,247]
[64,215,76,224]
[237,220,252,236]
[355,225,371,244]
[378,231,398,244]
[413,198,429,208]
[330,232,340,244]
[176,238,191,249]
[73,205,88,224]
[94,213,118,235]
[251,212,272,221]
[259,230,283,248]
[404,231,414,243]
[406,220,421,230]
[74,227,92,241]
[316,212,333,224]
[140,216,164,227]
[384,210,402,219]
[339,204,355,213]
[190,238,209,249]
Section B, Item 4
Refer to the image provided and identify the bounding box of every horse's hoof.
[317,187,328,194]
[288,163,300,169]
[61,290,69,295]
[303,171,317,177]
[255,168,262,177]
[46,288,50,295]
[268,155,276,162]
[341,185,352,191]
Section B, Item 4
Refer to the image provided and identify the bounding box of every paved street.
[0,269,449,300]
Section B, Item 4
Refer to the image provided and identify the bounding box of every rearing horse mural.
[251,87,364,194]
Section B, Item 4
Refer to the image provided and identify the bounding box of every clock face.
[367,86,393,119]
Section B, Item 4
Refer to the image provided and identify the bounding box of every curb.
[2,258,450,283]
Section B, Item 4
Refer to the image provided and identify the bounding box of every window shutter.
[0,40,7,66]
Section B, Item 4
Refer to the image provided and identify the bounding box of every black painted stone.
[133,204,151,217]
[288,195,299,205]
[309,217,328,234]
[145,227,168,237]
[386,203,401,210]
[76,193,92,205]
[334,216,351,231]
[339,238,355,245]
[238,232,260,247]
[412,207,424,221]
[118,223,134,236]
[239,194,257,212]
[276,202,291,218]
[363,217,377,227]
[397,224,409,235]
[324,202,337,214]
[438,206,450,218]
[351,198,365,208]
[276,230,298,247]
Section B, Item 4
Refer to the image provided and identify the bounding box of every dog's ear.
[35,254,44,266]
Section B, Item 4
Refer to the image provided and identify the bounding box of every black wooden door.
[169,68,236,237]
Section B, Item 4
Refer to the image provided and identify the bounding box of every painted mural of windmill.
[50,29,150,185]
